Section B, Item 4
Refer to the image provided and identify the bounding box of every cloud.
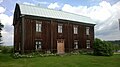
[0,7,6,13]
[48,2,60,9]
[62,1,113,22]
[32,0,49,5]
[96,30,120,41]
[0,14,13,25]
[0,9,13,46]
[23,2,35,6]
[38,2,49,5]
[1,29,13,46]
[0,0,3,3]
[62,1,120,40]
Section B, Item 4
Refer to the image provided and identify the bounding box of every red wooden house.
[13,3,95,54]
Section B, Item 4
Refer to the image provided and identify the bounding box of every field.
[0,53,120,67]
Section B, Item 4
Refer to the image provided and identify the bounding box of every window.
[86,27,90,35]
[35,41,42,50]
[74,40,78,49]
[36,21,42,32]
[74,26,78,34]
[86,40,90,48]
[58,24,62,33]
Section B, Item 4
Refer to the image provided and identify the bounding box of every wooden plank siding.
[13,15,94,53]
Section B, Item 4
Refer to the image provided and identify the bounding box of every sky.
[0,0,120,46]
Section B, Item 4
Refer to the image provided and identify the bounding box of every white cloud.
[62,1,113,22]
[0,14,13,25]
[0,9,13,46]
[38,2,49,5]
[23,2,35,6]
[0,0,3,3]
[0,7,6,13]
[1,29,13,46]
[62,1,120,40]
[32,0,49,5]
[48,2,60,9]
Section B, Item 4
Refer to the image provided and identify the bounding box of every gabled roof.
[17,3,95,24]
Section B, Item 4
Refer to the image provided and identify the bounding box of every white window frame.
[35,41,42,50]
[74,40,78,49]
[74,25,78,34]
[86,27,90,35]
[36,21,42,32]
[58,24,62,33]
[86,40,90,48]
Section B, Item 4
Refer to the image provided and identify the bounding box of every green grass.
[0,53,120,67]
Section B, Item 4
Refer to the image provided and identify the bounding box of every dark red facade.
[13,4,95,53]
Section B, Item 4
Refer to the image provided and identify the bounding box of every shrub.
[1,46,9,53]
[113,44,120,52]
[1,46,13,54]
[93,38,114,56]
[79,49,93,55]
[9,47,14,53]
[11,52,34,59]
[0,45,2,50]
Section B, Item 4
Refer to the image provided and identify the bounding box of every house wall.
[14,20,22,52]
[18,16,95,53]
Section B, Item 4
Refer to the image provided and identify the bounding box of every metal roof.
[18,4,95,24]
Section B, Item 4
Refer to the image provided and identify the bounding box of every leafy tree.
[0,21,4,45]
[113,44,120,52]
[93,38,114,56]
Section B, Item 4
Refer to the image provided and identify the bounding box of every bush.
[11,53,34,59]
[0,45,2,50]
[1,46,13,54]
[113,44,120,52]
[11,52,59,59]
[93,38,114,56]
[79,49,93,55]
[1,46,9,53]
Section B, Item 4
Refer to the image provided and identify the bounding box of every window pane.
[87,44,90,48]
[39,24,41,32]
[74,26,78,34]
[75,44,78,49]
[36,45,37,50]
[39,42,41,44]
[36,24,38,32]
[35,41,42,50]
[36,21,42,32]
[36,41,38,45]
[74,41,78,45]
[86,40,90,48]
[74,40,78,49]
[60,26,62,33]
[38,45,41,49]
[86,27,90,35]
[58,25,62,33]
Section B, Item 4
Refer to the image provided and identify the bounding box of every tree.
[0,20,4,45]
[93,38,114,56]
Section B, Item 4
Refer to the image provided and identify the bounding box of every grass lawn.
[0,53,120,67]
